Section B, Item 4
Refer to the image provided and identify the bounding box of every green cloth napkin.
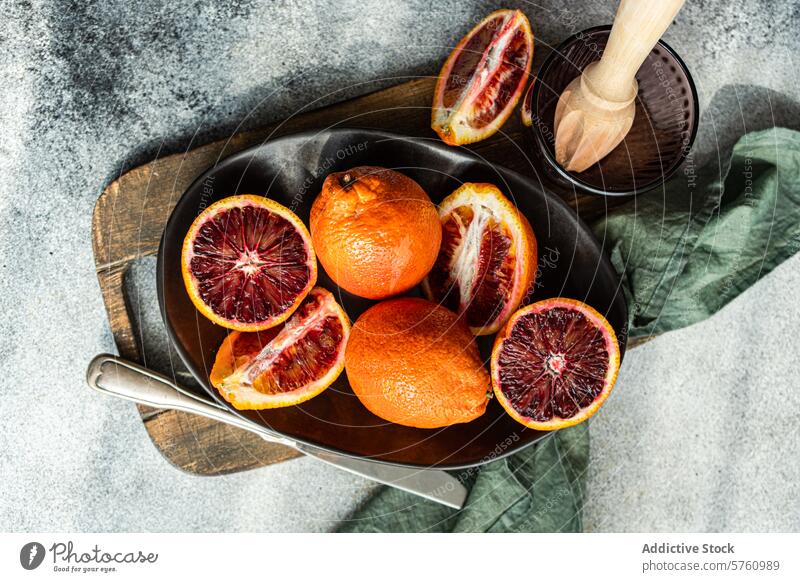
[337,127,800,533]
[598,127,800,338]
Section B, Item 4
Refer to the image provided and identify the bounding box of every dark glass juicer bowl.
[524,26,699,197]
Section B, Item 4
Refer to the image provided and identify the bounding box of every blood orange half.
[181,195,317,331]
[422,183,537,336]
[491,298,620,430]
[210,287,350,410]
[432,9,534,146]
[520,78,534,127]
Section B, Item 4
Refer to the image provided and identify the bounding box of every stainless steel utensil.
[86,354,468,509]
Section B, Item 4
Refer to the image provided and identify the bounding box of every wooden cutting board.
[92,75,634,476]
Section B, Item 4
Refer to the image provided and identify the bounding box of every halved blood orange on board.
[432,9,534,146]
[181,195,317,331]
[491,298,620,430]
[520,78,534,127]
[210,287,350,410]
[422,183,537,336]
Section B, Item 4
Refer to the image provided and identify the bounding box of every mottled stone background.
[1,0,798,531]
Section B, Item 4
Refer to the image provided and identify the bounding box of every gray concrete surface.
[1,0,798,532]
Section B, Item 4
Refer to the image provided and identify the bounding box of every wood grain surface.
[92,76,635,476]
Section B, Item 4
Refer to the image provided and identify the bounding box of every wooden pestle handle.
[586,0,686,102]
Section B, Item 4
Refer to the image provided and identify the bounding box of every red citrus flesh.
[520,78,534,127]
[181,195,317,331]
[491,298,620,430]
[432,9,534,146]
[210,287,350,410]
[422,183,537,336]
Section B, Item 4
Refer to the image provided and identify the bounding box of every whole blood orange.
[422,183,537,336]
[345,298,490,428]
[210,287,349,410]
[182,195,316,331]
[309,166,442,300]
[432,9,534,146]
[491,298,620,430]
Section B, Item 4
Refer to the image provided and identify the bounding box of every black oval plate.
[157,128,627,469]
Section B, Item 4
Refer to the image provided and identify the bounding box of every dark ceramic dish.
[157,128,628,469]
[525,26,699,197]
